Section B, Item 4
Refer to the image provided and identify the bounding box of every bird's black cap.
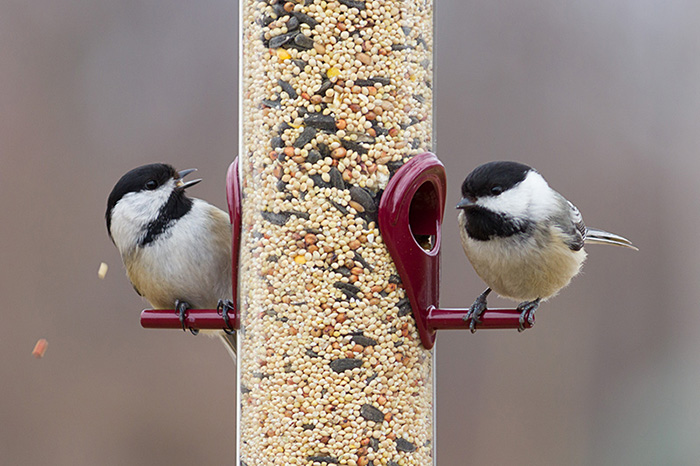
[461,161,533,201]
[107,163,178,219]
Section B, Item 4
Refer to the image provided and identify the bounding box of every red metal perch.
[141,308,234,330]
[140,305,532,333]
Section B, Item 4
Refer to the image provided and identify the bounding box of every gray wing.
[559,199,586,251]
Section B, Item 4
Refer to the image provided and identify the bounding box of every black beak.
[456,196,475,210]
[176,168,202,190]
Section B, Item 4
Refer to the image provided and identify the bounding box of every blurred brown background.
[1,0,698,464]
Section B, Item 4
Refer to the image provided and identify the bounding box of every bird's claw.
[464,288,491,333]
[217,299,236,335]
[467,301,486,333]
[175,300,199,335]
[516,298,540,332]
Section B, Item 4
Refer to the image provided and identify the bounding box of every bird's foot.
[464,288,492,333]
[175,300,199,335]
[516,298,540,332]
[217,299,236,335]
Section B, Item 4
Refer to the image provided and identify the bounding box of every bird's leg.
[516,298,540,332]
[175,299,199,335]
[217,299,236,335]
[464,288,491,333]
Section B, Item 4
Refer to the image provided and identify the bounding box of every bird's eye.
[491,186,503,195]
[145,180,158,190]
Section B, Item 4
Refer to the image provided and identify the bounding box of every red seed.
[331,147,347,159]
[32,339,48,358]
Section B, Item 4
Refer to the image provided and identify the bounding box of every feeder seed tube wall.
[238,0,435,464]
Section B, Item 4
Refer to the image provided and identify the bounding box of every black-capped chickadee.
[106,163,236,358]
[456,161,637,332]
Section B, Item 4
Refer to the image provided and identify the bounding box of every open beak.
[456,196,475,210]
[176,168,202,190]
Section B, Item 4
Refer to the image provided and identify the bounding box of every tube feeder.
[139,2,527,464]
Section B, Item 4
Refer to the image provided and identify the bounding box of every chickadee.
[106,163,236,358]
[456,161,637,332]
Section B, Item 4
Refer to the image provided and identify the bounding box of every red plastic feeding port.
[378,153,445,349]
[225,157,242,331]
[140,157,242,332]
[378,153,530,349]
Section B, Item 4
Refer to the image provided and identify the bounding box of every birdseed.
[239,0,434,464]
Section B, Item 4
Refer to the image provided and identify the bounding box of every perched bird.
[456,161,637,332]
[106,163,236,358]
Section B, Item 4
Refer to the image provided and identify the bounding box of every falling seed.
[97,262,108,279]
[32,339,48,358]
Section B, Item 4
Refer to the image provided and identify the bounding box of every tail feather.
[585,228,638,250]
[218,332,237,362]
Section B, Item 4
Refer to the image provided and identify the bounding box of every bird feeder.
[140,1,526,464]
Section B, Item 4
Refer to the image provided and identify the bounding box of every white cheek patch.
[478,186,529,217]
[476,171,556,222]
[109,182,174,252]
